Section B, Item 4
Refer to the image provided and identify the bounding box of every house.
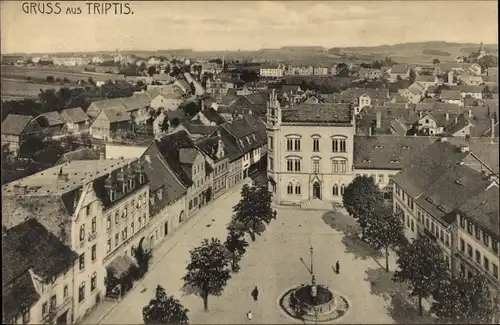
[151,74,175,84]
[60,107,90,132]
[358,68,383,80]
[458,73,484,86]
[458,85,485,100]
[390,139,499,299]
[56,147,101,165]
[415,75,438,88]
[171,120,218,140]
[173,79,192,95]
[192,106,226,126]
[313,67,329,76]
[388,65,410,82]
[440,90,464,106]
[2,219,79,325]
[86,98,126,119]
[399,82,426,104]
[1,114,44,153]
[89,108,132,140]
[352,135,436,197]
[156,131,212,216]
[416,111,463,136]
[356,106,419,136]
[2,158,151,322]
[259,64,284,78]
[341,88,390,113]
[150,93,184,111]
[196,132,230,199]
[38,111,66,136]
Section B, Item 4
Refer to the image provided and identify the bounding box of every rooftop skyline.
[1,1,498,54]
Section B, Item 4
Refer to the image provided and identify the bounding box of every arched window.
[287,182,294,194]
[333,184,339,196]
[340,184,345,195]
[332,158,348,173]
[295,183,301,195]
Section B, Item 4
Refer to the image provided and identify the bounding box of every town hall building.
[266,90,356,209]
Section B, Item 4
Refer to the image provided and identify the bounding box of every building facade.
[266,90,356,206]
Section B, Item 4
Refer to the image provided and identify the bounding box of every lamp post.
[310,245,314,277]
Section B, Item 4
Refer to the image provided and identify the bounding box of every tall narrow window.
[332,160,339,173]
[332,139,338,152]
[312,139,320,152]
[287,139,293,151]
[79,224,85,241]
[340,184,345,195]
[91,272,97,292]
[287,159,293,171]
[79,282,85,302]
[340,139,347,152]
[295,184,301,195]
[294,160,301,172]
[91,217,96,233]
[294,139,301,151]
[340,160,347,173]
[312,160,320,173]
[287,183,293,194]
[333,184,339,196]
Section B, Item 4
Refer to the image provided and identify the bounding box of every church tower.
[266,89,281,199]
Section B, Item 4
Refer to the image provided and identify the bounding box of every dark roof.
[217,117,265,161]
[201,107,226,125]
[342,88,389,100]
[440,90,462,101]
[390,65,410,74]
[444,115,472,135]
[244,92,269,105]
[353,135,435,170]
[445,137,499,173]
[182,120,218,135]
[391,140,471,198]
[56,148,100,165]
[60,107,88,123]
[357,106,420,135]
[196,136,227,161]
[414,164,492,223]
[165,108,187,122]
[103,108,131,123]
[282,103,352,124]
[3,271,40,322]
[155,131,196,186]
[3,218,78,283]
[1,114,42,136]
[457,186,499,237]
[142,142,187,214]
[39,111,65,127]
[389,118,409,136]
[219,93,240,106]
[415,75,437,83]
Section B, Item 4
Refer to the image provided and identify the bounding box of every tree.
[46,76,55,83]
[224,226,248,272]
[160,114,170,132]
[232,180,273,233]
[433,58,441,64]
[432,274,496,324]
[182,101,200,117]
[364,203,405,272]
[88,77,95,85]
[133,244,152,277]
[409,69,416,83]
[392,236,448,316]
[143,285,189,324]
[170,117,181,128]
[148,66,157,76]
[342,175,384,239]
[482,85,493,99]
[182,238,231,311]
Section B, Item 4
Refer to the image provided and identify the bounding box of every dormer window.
[374,145,383,149]
[109,189,116,202]
[157,189,163,200]
[402,145,410,149]
[362,159,372,163]
[129,179,135,190]
[390,159,400,163]
[149,196,155,206]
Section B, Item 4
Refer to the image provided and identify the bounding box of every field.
[0,79,78,100]
[1,65,125,83]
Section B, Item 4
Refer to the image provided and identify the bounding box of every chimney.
[468,109,472,118]
[419,111,423,119]
[455,116,458,123]
[460,145,470,153]
[99,151,105,160]
[368,125,373,136]
[446,113,449,121]
[376,111,381,129]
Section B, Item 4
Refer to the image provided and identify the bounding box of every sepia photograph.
[1,1,499,324]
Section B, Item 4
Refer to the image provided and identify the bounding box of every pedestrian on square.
[252,286,259,301]
[247,310,253,320]
[273,210,277,220]
[335,261,340,274]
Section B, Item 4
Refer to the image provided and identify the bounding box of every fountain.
[279,245,349,323]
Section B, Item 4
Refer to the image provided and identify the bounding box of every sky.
[1,1,498,54]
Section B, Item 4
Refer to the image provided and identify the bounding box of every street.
[91,184,431,324]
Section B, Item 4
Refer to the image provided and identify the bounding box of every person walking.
[273,210,277,220]
[335,261,340,274]
[247,310,253,320]
[251,286,259,301]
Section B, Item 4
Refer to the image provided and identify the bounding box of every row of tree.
[342,175,498,322]
[142,180,274,324]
